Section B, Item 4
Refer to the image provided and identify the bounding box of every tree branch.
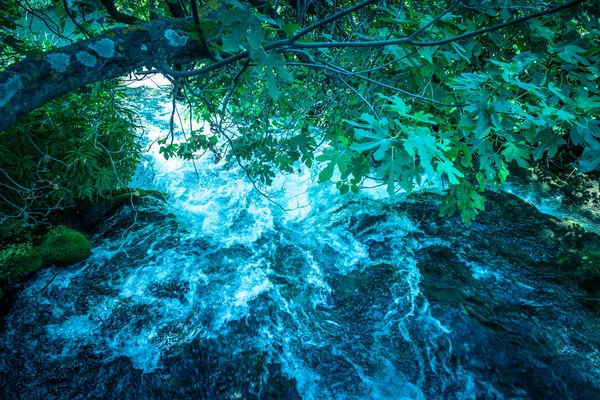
[99,0,143,24]
[153,0,380,78]
[288,61,466,107]
[0,18,209,132]
[62,0,92,38]
[290,0,585,48]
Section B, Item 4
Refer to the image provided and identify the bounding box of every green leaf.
[556,108,576,124]
[571,119,600,146]
[440,195,456,217]
[436,159,464,185]
[319,163,335,182]
[532,130,566,160]
[449,73,488,90]
[497,165,509,183]
[450,42,471,63]
[316,149,351,182]
[282,23,301,36]
[574,89,600,111]
[557,45,589,65]
[471,191,486,211]
[348,116,391,161]
[385,96,411,115]
[255,50,294,100]
[476,172,486,191]
[474,108,491,139]
[218,4,264,51]
[419,47,435,64]
[339,183,349,195]
[579,139,600,172]
[460,208,477,227]
[501,142,530,168]
[403,127,440,178]
[407,110,436,125]
[547,82,568,101]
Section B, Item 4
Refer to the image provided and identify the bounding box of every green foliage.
[0,219,33,247]
[39,226,91,267]
[1,0,141,223]
[0,243,43,283]
[182,0,599,226]
[0,81,141,220]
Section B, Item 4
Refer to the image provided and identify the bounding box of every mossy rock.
[40,227,91,267]
[552,253,600,296]
[110,189,168,206]
[0,243,43,283]
[76,188,168,231]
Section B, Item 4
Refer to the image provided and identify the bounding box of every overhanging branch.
[0,18,209,132]
[100,0,144,24]
[290,0,585,49]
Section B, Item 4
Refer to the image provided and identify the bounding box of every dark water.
[1,88,599,399]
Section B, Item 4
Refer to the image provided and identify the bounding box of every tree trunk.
[0,17,209,132]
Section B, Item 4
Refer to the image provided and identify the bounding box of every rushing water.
[1,84,600,399]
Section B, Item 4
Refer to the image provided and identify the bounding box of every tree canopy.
[0,0,598,225]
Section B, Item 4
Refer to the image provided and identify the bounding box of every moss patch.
[551,252,600,313]
[74,188,168,231]
[111,189,168,206]
[0,243,43,283]
[40,226,91,267]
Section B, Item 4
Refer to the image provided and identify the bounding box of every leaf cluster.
[0,81,141,221]
[178,0,600,226]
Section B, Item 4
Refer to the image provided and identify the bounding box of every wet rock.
[403,191,600,399]
[2,175,600,399]
[148,279,190,300]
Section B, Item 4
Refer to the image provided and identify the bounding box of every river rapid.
[1,84,599,400]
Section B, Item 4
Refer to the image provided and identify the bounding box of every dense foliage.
[1,0,599,225]
[1,1,141,222]
[0,82,141,221]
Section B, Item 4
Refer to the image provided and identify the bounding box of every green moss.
[40,226,91,267]
[0,243,43,283]
[111,188,168,207]
[551,253,600,297]
[0,219,34,247]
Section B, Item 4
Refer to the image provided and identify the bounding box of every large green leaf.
[218,3,265,51]
[436,159,464,185]
[532,130,566,160]
[579,139,600,172]
[501,143,530,168]
[255,50,294,100]
[403,127,441,178]
[557,44,589,65]
[348,115,391,161]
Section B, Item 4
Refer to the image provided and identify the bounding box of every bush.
[40,226,91,267]
[0,219,33,247]
[0,243,43,283]
[0,81,141,222]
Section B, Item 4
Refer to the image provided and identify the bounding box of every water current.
[1,83,599,399]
